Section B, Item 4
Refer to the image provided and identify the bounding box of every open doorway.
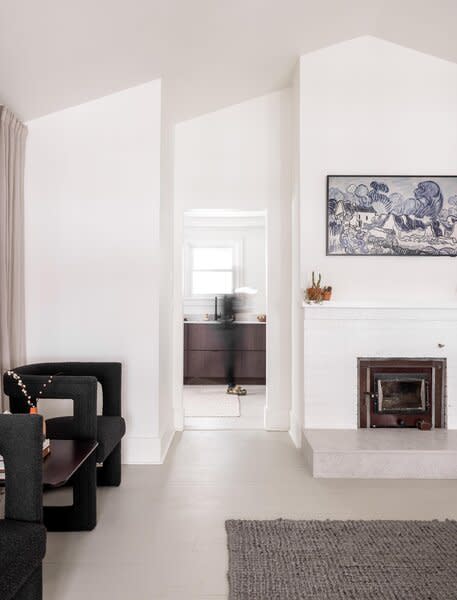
[181,209,267,429]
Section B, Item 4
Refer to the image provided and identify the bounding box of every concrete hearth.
[303,429,457,479]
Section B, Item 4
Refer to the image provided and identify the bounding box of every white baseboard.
[122,429,176,464]
[160,427,176,463]
[288,410,302,448]
[264,406,290,431]
[173,405,184,431]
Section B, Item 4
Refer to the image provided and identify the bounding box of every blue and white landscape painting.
[327,176,457,256]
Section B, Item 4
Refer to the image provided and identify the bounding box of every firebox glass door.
[377,377,426,413]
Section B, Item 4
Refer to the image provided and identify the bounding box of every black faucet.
[214,296,218,321]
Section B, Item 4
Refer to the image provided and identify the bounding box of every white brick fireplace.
[302,303,457,478]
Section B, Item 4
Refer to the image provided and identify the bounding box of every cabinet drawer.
[186,324,224,350]
[238,325,266,351]
[185,349,266,380]
[236,351,266,378]
[186,350,226,378]
[185,323,266,351]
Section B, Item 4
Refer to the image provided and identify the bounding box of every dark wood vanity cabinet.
[184,323,266,384]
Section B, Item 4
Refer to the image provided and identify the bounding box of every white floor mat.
[183,386,240,417]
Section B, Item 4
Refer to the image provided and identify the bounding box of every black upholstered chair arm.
[4,374,98,440]
[0,414,43,523]
[4,362,122,418]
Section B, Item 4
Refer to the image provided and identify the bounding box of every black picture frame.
[326,175,457,257]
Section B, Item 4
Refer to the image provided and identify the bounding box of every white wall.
[158,80,176,462]
[175,91,289,210]
[183,215,267,316]
[300,36,457,302]
[173,90,292,430]
[299,36,457,434]
[25,81,163,463]
[289,61,303,446]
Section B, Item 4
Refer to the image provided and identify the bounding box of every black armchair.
[0,414,46,600]
[4,362,125,487]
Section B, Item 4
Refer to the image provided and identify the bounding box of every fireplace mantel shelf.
[302,301,457,321]
[303,301,457,309]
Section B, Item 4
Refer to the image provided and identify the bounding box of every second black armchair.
[4,362,126,487]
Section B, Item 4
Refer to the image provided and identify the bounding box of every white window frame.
[184,239,243,301]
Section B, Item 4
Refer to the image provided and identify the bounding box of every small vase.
[30,405,47,439]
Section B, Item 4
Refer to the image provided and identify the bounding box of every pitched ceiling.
[1,0,456,123]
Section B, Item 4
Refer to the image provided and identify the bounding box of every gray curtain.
[0,106,27,410]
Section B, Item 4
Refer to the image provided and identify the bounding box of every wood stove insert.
[358,358,445,429]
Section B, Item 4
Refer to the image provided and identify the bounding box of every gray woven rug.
[226,519,457,599]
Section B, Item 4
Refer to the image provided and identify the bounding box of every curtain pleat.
[0,106,27,410]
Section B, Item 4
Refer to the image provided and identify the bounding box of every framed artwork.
[327,175,457,256]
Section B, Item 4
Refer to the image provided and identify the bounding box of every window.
[190,246,235,295]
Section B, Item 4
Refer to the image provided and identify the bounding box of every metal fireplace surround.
[358,358,446,429]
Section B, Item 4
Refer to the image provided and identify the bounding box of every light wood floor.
[44,430,457,599]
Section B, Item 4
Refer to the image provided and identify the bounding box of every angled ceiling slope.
[0,0,456,123]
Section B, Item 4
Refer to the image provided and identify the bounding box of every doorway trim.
[172,206,291,432]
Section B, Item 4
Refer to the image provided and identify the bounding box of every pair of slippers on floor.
[227,385,247,396]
